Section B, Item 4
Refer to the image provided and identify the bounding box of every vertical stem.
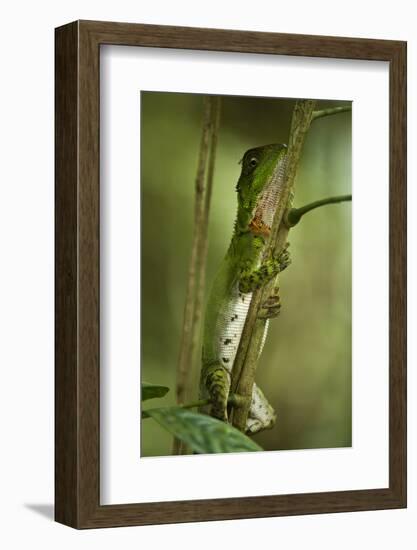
[173,96,221,454]
[194,96,221,363]
[231,99,316,432]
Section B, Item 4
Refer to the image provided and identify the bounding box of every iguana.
[200,143,290,435]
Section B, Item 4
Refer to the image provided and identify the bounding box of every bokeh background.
[140,92,352,457]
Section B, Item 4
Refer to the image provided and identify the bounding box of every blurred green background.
[140,92,352,457]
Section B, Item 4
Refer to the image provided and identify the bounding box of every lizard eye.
[249,157,258,168]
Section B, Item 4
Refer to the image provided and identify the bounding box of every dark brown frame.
[55,20,407,529]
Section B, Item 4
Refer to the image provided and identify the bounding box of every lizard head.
[236,143,287,238]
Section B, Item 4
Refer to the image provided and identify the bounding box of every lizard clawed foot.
[258,291,282,319]
[204,363,230,423]
[277,242,291,273]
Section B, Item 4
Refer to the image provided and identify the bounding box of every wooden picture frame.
[55,20,407,528]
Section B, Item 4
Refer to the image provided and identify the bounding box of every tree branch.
[286,194,352,226]
[230,99,317,432]
[144,393,243,420]
[143,399,211,419]
[173,96,221,454]
[311,105,351,121]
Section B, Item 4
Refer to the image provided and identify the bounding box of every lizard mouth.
[249,156,287,237]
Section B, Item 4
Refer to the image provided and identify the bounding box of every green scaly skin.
[200,144,290,435]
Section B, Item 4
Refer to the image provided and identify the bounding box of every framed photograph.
[55,20,406,528]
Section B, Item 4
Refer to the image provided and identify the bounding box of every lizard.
[199,143,290,435]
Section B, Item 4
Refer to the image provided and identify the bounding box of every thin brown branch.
[173,96,221,454]
[230,99,317,432]
[175,98,212,404]
[312,105,351,121]
[286,194,352,226]
[143,399,211,419]
[194,96,221,365]
[143,393,242,420]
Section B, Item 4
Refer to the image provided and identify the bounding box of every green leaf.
[141,382,170,401]
[146,407,263,454]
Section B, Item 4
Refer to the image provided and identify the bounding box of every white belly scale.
[216,282,269,373]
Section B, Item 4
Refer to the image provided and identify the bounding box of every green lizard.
[200,143,290,435]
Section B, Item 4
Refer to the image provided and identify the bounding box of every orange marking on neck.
[249,216,271,237]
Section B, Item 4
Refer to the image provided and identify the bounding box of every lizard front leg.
[239,242,291,294]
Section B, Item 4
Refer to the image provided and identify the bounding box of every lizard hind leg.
[202,362,231,423]
[245,383,277,435]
